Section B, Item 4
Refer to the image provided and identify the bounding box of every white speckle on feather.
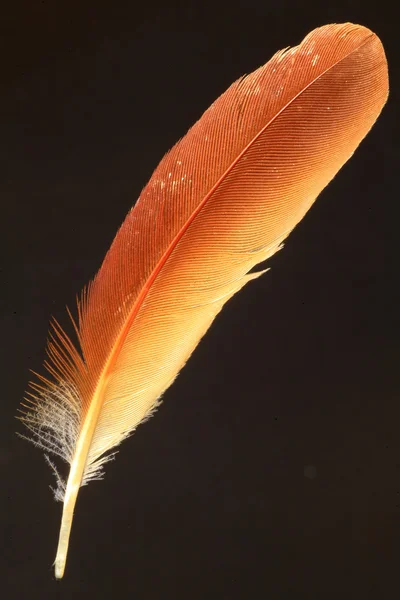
[306,40,316,55]
[312,54,319,67]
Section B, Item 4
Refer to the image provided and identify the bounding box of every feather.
[19,23,388,578]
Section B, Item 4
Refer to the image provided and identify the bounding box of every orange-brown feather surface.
[19,23,388,578]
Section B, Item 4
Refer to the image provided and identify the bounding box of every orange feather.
[19,23,388,578]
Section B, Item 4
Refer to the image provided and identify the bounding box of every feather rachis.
[19,23,388,578]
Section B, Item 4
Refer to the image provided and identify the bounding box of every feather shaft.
[54,379,106,578]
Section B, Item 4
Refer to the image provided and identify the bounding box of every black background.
[2,1,399,598]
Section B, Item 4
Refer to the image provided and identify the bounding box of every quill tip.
[54,560,65,580]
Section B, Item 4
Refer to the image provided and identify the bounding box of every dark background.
[1,1,398,598]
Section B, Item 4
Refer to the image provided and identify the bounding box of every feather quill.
[19,23,388,578]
